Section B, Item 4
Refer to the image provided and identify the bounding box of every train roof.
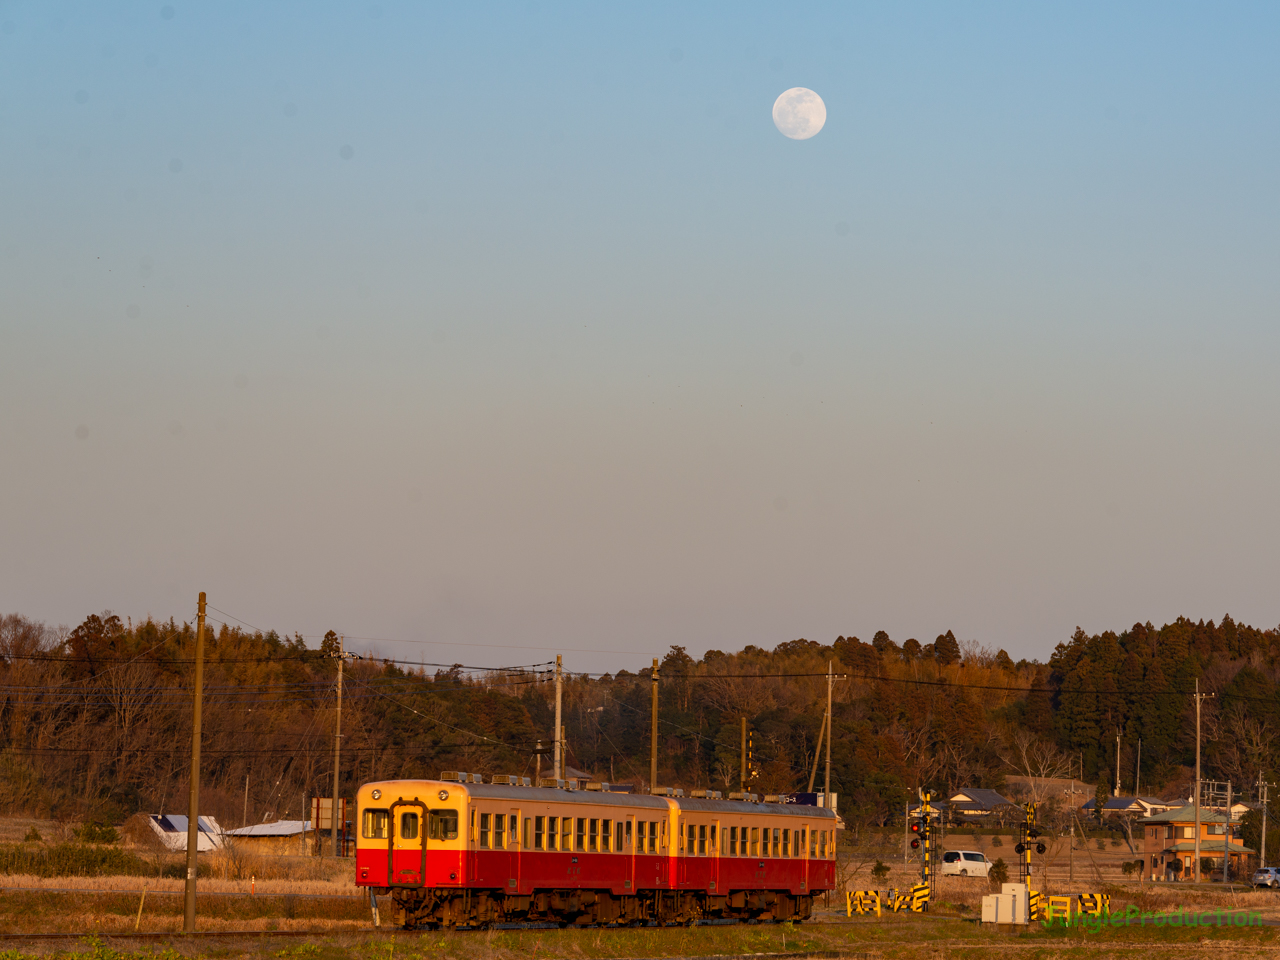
[363,780,837,820]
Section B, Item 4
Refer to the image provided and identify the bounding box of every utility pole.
[824,660,832,812]
[1259,775,1271,869]
[649,658,659,792]
[332,635,344,859]
[553,656,563,781]
[1115,728,1122,797]
[182,592,206,933]
[740,717,747,791]
[1225,780,1233,883]
[243,776,249,829]
[807,709,827,793]
[1193,678,1214,883]
[1069,756,1075,884]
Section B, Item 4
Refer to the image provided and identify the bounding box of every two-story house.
[1142,804,1254,880]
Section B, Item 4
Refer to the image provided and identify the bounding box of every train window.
[698,825,707,856]
[729,826,737,856]
[547,816,558,851]
[648,820,658,853]
[782,828,790,858]
[576,818,586,852]
[523,818,531,848]
[772,828,780,857]
[399,812,419,840]
[470,809,476,842]
[602,819,612,852]
[809,827,817,858]
[510,815,519,846]
[709,825,717,854]
[494,813,505,848]
[479,813,491,849]
[535,817,545,850]
[685,824,694,854]
[362,809,389,840]
[820,830,827,858]
[589,819,598,852]
[562,817,573,851]
[625,820,633,850]
[429,810,458,841]
[750,827,759,857]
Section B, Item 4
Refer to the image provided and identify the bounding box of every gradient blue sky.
[3,1,1279,671]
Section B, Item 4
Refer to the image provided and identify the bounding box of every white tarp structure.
[146,814,224,852]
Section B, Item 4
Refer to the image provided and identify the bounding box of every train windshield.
[428,809,459,841]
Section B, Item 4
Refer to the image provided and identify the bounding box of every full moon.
[772,88,826,140]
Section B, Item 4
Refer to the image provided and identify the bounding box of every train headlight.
[438,789,449,801]
[371,789,381,800]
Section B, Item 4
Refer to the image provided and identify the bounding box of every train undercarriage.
[380,887,814,929]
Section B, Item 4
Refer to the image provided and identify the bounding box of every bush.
[1122,860,1136,876]
[871,859,889,883]
[989,858,1009,887]
[0,843,145,877]
[990,835,1003,847]
[22,827,41,843]
[75,822,119,844]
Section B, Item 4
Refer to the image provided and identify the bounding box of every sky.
[3,1,1279,673]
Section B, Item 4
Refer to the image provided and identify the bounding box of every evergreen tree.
[934,630,961,666]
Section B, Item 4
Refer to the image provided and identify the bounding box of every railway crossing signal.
[1015,802,1043,883]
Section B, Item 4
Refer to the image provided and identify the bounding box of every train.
[354,772,839,929]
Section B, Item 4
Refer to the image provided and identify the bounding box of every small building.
[1142,804,1254,880]
[145,814,224,852]
[223,819,312,855]
[1082,796,1174,819]
[947,788,1011,820]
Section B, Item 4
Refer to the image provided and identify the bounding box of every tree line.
[0,610,1277,833]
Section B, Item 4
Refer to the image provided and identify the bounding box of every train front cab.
[356,780,466,896]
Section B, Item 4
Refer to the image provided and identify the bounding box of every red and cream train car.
[355,776,838,928]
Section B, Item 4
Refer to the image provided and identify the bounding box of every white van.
[941,850,991,877]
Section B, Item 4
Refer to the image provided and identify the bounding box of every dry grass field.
[0,820,1277,957]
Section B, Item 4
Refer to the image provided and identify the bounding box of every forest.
[1,610,1278,835]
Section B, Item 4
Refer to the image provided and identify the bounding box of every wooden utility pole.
[554,656,563,780]
[182,592,206,933]
[824,661,832,812]
[740,717,747,791]
[243,776,249,828]
[332,635,344,858]
[1259,775,1271,868]
[650,658,658,792]
[1114,728,1122,797]
[808,699,828,792]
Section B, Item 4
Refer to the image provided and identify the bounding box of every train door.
[627,816,637,895]
[711,819,721,894]
[389,799,426,887]
[506,808,521,895]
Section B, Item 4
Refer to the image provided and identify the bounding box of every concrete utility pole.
[1259,775,1271,868]
[1069,757,1075,884]
[740,717,747,791]
[553,656,563,780]
[332,635,344,858]
[1225,780,1233,883]
[649,658,659,791]
[1193,678,1208,883]
[182,592,206,933]
[824,661,833,811]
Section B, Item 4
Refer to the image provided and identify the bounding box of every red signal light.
[910,837,920,849]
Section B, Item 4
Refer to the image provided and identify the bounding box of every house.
[222,819,312,855]
[947,788,1012,820]
[1141,804,1254,880]
[145,814,224,852]
[1082,796,1175,819]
